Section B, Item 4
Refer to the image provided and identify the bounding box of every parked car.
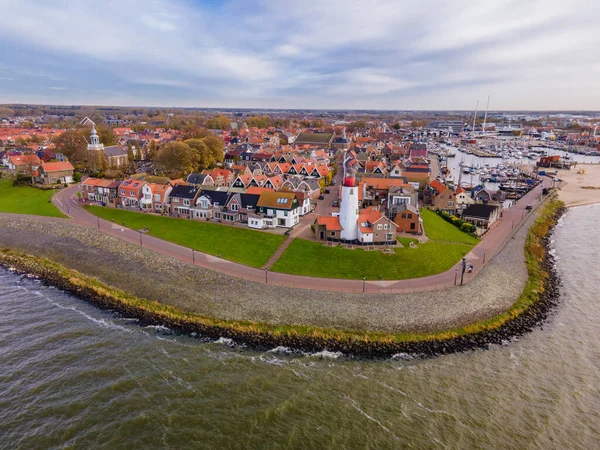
[526,204,532,210]
[324,188,330,194]
[332,199,339,207]
[318,194,325,200]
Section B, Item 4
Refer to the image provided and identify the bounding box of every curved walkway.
[51,179,551,294]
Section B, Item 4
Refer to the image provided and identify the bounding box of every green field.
[271,238,472,280]
[86,206,286,267]
[0,178,66,218]
[420,209,479,244]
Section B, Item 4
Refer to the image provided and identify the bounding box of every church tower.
[87,126,104,152]
[339,152,359,241]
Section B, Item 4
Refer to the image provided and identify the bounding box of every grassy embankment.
[85,206,285,268]
[270,209,478,280]
[0,178,66,218]
[0,197,563,347]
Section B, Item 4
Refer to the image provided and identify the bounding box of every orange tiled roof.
[317,216,342,231]
[41,161,74,172]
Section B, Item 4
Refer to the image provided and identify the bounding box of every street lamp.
[363,276,366,293]
[460,257,466,286]
[97,217,100,230]
[139,231,143,246]
[265,269,268,284]
[192,249,195,264]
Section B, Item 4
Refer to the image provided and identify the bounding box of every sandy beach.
[555,164,600,207]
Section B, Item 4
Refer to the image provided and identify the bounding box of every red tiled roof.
[41,161,74,172]
[317,216,342,231]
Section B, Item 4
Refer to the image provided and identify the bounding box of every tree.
[127,142,135,169]
[202,135,224,164]
[148,140,157,161]
[393,123,401,130]
[53,129,87,163]
[205,115,230,130]
[156,141,199,177]
[185,139,213,170]
[96,125,117,146]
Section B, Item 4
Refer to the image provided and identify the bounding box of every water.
[1,205,600,449]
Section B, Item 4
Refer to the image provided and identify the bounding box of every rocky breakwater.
[0,200,566,359]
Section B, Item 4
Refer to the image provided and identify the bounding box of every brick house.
[118,179,146,209]
[36,161,75,185]
[80,177,121,205]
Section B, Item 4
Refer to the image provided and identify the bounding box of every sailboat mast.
[482,95,490,135]
[472,100,479,134]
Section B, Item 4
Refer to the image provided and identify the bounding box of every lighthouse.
[339,153,359,241]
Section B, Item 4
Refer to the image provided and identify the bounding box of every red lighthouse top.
[343,175,356,187]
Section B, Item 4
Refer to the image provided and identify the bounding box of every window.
[408,214,412,219]
[448,201,454,207]
[284,210,288,216]
[231,203,238,211]
[154,194,160,201]
[201,200,208,209]
[277,197,287,204]
[129,191,134,196]
[361,222,369,227]
[410,223,416,230]
[121,190,125,195]
[184,199,190,206]
[401,213,406,219]
[377,224,383,230]
[330,231,336,237]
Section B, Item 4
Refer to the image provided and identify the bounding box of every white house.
[249,191,300,229]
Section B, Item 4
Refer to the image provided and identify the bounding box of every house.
[264,175,284,190]
[426,180,456,213]
[80,177,121,205]
[202,168,233,187]
[6,154,41,174]
[249,191,300,229]
[294,191,313,216]
[231,173,253,189]
[357,207,398,244]
[118,179,146,209]
[36,161,75,185]
[168,184,199,217]
[393,204,421,234]
[294,132,334,147]
[141,183,172,213]
[190,190,229,220]
[281,176,321,200]
[220,192,261,223]
[461,203,502,230]
[186,172,215,186]
[455,187,475,212]
[314,216,343,240]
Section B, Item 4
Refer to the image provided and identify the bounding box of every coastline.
[0,198,566,358]
[555,163,600,208]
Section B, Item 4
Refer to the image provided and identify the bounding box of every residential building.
[249,191,300,229]
[461,203,502,230]
[168,185,199,217]
[81,177,121,205]
[118,179,146,209]
[36,161,75,185]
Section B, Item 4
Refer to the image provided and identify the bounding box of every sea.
[1,204,599,449]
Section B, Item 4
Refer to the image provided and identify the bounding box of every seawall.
[0,199,565,358]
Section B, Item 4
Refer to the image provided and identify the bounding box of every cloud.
[0,0,598,109]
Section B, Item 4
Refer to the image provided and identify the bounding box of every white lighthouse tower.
[339,152,359,241]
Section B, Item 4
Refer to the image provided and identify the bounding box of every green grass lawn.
[0,178,66,218]
[420,209,479,245]
[271,238,472,280]
[86,206,286,268]
[397,237,418,247]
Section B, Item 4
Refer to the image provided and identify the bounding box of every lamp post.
[460,257,466,286]
[454,269,458,285]
[363,276,366,293]
[265,269,268,284]
[139,231,143,246]
[97,217,100,230]
[192,249,195,264]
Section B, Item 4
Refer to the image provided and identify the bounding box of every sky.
[0,0,599,110]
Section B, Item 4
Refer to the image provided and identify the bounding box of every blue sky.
[0,0,598,110]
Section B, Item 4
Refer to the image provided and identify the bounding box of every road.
[51,175,551,294]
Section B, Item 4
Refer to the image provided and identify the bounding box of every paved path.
[51,178,551,294]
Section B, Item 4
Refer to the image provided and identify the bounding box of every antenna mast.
[472,100,479,134]
[482,95,490,135]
